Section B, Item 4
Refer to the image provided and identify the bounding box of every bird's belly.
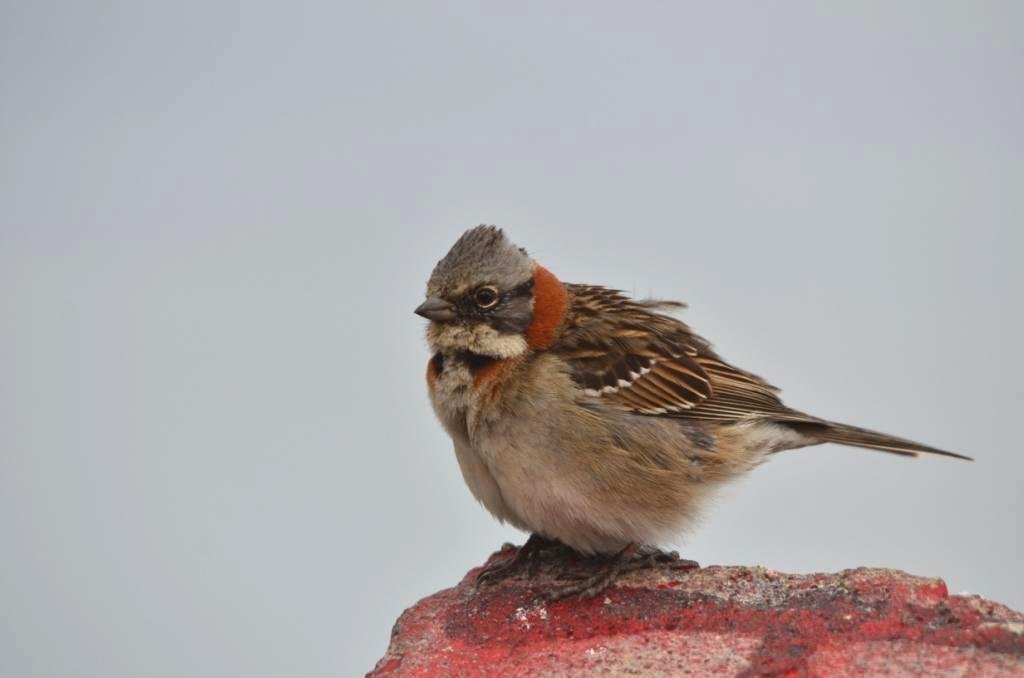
[450,434,528,530]
[471,424,640,555]
[429,353,730,555]
[433,385,622,550]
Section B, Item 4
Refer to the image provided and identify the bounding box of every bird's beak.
[414,296,457,322]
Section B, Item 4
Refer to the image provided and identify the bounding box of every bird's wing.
[555,284,799,422]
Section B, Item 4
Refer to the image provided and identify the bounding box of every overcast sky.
[3,2,1022,676]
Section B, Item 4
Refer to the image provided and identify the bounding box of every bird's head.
[416,225,566,358]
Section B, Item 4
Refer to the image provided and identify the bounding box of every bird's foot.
[476,533,563,586]
[545,544,699,601]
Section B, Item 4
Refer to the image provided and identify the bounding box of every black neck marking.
[430,352,445,376]
[459,350,498,373]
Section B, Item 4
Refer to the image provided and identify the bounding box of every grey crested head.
[426,226,532,298]
[416,225,537,356]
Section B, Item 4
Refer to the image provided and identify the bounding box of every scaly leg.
[476,533,560,586]
[546,544,699,600]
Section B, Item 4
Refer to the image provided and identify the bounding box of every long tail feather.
[814,421,971,461]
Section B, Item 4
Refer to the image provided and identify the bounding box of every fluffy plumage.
[419,225,968,557]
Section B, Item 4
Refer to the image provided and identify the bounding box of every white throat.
[428,322,529,358]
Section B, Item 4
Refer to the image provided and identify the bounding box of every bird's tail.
[808,420,971,460]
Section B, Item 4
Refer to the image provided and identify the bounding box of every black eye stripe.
[454,279,534,318]
[509,279,534,297]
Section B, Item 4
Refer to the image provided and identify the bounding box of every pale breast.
[427,353,525,529]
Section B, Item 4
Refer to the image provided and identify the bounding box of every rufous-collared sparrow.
[416,225,969,598]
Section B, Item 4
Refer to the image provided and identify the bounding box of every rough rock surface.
[370,544,1024,677]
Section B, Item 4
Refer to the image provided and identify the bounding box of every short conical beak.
[414,296,456,321]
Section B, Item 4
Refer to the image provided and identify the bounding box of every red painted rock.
[370,544,1024,677]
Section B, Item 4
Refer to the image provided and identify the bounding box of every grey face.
[415,225,535,335]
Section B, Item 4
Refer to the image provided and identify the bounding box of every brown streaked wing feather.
[555,284,805,424]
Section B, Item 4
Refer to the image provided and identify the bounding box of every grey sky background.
[2,2,1022,676]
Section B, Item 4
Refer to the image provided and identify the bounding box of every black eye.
[473,286,499,308]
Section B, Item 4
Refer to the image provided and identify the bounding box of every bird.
[415,225,969,599]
